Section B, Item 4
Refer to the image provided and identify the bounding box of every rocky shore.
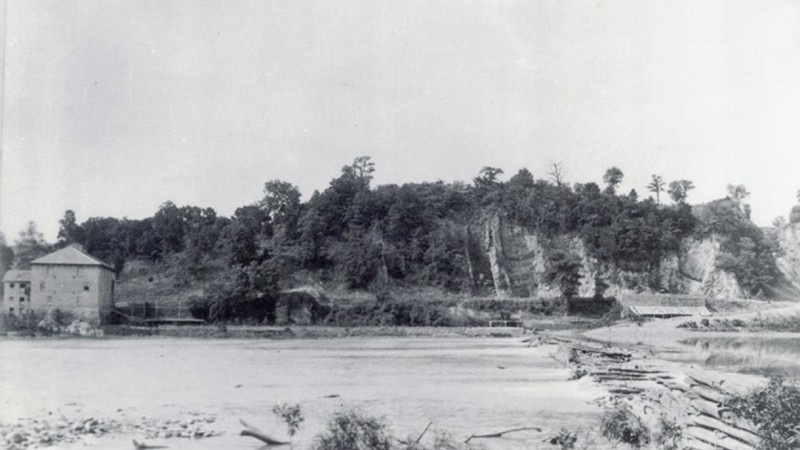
[1,412,222,449]
[535,334,768,450]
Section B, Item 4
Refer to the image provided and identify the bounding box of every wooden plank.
[692,415,760,447]
[685,426,756,450]
[691,398,722,418]
[684,437,723,450]
[689,385,728,404]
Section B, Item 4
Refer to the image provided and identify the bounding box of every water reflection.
[678,336,800,377]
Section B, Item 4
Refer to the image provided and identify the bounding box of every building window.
[84,285,90,291]
[19,297,25,302]
[9,283,14,288]
[40,282,45,290]
[8,297,13,302]
[9,307,14,313]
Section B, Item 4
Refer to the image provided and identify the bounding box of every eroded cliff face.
[480,216,746,299]
[777,222,800,291]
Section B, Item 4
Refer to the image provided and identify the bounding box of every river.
[0,337,607,449]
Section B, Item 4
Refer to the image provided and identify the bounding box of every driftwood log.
[132,440,168,450]
[464,426,542,443]
[239,419,291,446]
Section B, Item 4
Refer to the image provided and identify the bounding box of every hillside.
[22,157,798,321]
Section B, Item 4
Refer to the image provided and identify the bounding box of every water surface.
[678,335,800,377]
[0,337,605,449]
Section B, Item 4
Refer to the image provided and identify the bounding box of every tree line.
[1,157,791,318]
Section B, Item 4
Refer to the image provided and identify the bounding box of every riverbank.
[2,308,797,449]
[101,324,528,339]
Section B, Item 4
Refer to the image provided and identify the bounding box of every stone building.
[26,245,117,323]
[2,270,32,314]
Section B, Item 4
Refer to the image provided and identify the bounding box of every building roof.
[31,245,115,271]
[628,305,711,317]
[3,270,31,283]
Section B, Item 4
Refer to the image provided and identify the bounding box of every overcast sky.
[1,0,800,241]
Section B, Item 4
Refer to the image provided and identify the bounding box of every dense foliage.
[600,404,650,447]
[6,156,789,321]
[725,377,800,450]
[695,198,782,297]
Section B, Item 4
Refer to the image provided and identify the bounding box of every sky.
[1,0,800,242]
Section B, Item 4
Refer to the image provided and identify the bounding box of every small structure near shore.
[5,245,117,323]
[619,294,710,319]
[2,270,31,314]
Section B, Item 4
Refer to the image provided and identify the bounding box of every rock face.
[478,216,748,299]
[777,222,800,291]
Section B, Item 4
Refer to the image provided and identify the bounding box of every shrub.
[402,431,485,450]
[312,410,394,450]
[600,404,650,447]
[272,402,304,437]
[570,367,588,380]
[654,418,682,450]
[725,377,800,450]
[549,428,578,449]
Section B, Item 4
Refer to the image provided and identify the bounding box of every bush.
[725,377,800,450]
[654,418,682,450]
[600,404,650,447]
[570,367,588,380]
[312,410,394,450]
[549,428,578,449]
[0,310,44,335]
[402,431,485,450]
[272,402,304,437]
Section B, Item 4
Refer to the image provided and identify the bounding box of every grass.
[599,404,650,448]
[310,409,486,450]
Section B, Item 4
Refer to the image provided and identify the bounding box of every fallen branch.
[414,421,433,443]
[464,426,542,443]
[394,421,435,445]
[239,419,290,446]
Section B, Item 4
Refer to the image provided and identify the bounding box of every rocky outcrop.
[776,222,800,290]
[479,216,748,299]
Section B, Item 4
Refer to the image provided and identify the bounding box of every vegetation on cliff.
[3,156,791,321]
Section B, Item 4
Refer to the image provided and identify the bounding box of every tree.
[473,166,504,186]
[647,175,665,204]
[57,210,84,246]
[790,206,800,224]
[224,205,272,266]
[773,216,787,229]
[14,222,50,269]
[543,245,583,298]
[261,180,302,239]
[151,201,186,255]
[727,184,750,203]
[352,155,375,181]
[0,233,14,272]
[547,162,566,187]
[602,167,624,194]
[668,179,695,204]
